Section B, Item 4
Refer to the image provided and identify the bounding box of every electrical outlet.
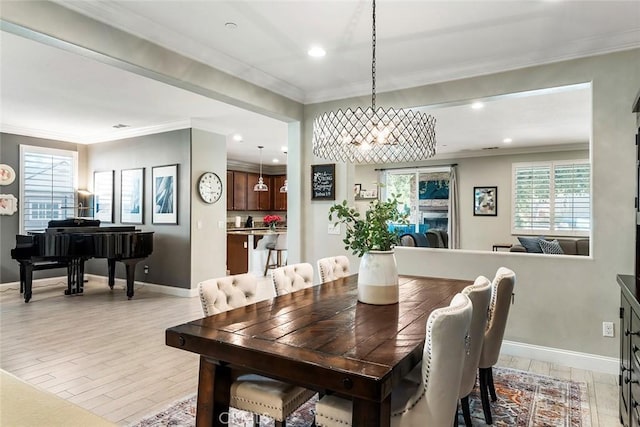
[144,265,149,274]
[602,321,614,337]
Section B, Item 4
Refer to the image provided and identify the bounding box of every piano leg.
[21,261,34,303]
[108,259,116,289]
[120,258,143,300]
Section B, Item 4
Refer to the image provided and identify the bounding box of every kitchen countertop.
[227,228,287,236]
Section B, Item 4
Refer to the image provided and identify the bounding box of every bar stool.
[264,233,287,276]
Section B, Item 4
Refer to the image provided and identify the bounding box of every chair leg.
[263,249,273,276]
[275,420,286,427]
[487,366,497,402]
[253,414,260,427]
[479,367,493,425]
[461,395,473,427]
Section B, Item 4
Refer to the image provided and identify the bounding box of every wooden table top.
[166,274,471,401]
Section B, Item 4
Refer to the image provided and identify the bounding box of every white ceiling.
[1,1,638,164]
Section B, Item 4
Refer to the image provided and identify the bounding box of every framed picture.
[93,170,114,223]
[121,168,144,224]
[0,194,18,215]
[473,186,497,216]
[353,183,362,198]
[311,164,335,200]
[152,164,178,224]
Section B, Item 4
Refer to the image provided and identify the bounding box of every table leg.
[352,396,390,427]
[196,356,232,427]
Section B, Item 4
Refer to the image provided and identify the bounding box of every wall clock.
[197,172,222,204]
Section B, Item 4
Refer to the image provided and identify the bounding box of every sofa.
[510,237,589,256]
[399,229,449,248]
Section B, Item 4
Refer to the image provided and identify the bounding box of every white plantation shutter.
[512,160,590,236]
[20,145,77,232]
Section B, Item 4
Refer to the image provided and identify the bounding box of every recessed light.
[232,134,243,142]
[308,46,326,58]
[225,22,238,30]
[471,102,484,110]
[272,159,279,163]
[503,138,513,144]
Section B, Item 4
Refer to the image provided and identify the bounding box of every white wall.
[190,129,228,286]
[303,49,640,359]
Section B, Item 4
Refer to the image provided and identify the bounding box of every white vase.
[357,250,399,305]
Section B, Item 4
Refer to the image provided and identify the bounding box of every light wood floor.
[0,277,621,426]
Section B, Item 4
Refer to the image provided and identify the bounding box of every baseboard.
[84,274,198,298]
[502,340,618,375]
[0,275,198,298]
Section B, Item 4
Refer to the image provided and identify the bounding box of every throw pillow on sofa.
[539,239,564,254]
[517,236,545,253]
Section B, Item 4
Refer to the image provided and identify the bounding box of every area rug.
[130,367,591,426]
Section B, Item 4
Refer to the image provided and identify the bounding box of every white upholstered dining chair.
[317,256,350,283]
[198,274,316,427]
[478,267,516,425]
[271,263,314,296]
[457,275,492,426]
[314,292,473,427]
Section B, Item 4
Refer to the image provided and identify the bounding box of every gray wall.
[85,130,192,288]
[0,133,81,283]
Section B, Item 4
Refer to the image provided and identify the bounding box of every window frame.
[511,159,590,237]
[19,144,78,233]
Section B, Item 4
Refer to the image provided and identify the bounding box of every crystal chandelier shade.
[311,0,436,164]
[253,146,268,192]
[312,107,436,163]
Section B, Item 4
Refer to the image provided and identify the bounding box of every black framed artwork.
[311,164,335,200]
[152,164,178,224]
[473,186,497,216]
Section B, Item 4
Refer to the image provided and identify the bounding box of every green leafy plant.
[329,194,409,257]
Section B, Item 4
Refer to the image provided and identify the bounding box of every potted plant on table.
[263,214,282,232]
[329,194,408,305]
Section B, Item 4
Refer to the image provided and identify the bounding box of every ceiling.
[1,1,638,164]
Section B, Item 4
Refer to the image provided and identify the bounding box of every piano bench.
[19,261,70,293]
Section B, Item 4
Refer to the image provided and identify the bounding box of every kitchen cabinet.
[272,175,287,211]
[232,172,248,211]
[247,173,272,211]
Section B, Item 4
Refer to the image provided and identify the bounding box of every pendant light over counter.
[253,145,268,192]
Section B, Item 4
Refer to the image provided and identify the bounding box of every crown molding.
[53,0,306,103]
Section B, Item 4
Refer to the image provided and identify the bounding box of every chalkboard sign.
[311,164,335,200]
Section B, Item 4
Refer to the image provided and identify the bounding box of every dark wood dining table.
[165,274,472,427]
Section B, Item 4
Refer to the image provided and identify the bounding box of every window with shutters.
[512,160,590,237]
[19,145,77,232]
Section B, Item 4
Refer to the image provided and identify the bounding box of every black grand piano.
[10,218,153,303]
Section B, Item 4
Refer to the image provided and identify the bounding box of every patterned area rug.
[130,367,591,426]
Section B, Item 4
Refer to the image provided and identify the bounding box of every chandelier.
[312,0,436,164]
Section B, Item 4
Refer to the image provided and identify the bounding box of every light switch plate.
[328,223,340,235]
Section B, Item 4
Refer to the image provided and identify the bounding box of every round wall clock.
[197,172,223,204]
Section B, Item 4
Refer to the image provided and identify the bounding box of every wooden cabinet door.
[233,172,247,211]
[258,176,273,211]
[227,234,248,274]
[227,171,234,210]
[272,175,287,211]
[246,173,260,210]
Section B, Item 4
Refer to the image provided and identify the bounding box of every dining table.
[165,274,472,427]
